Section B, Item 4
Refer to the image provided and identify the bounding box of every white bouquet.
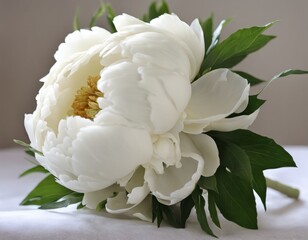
[16,1,306,236]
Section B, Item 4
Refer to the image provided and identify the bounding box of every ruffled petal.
[82,184,121,209]
[106,192,152,222]
[184,69,250,134]
[55,27,110,62]
[98,61,191,134]
[183,133,220,177]
[112,13,204,80]
[41,115,153,193]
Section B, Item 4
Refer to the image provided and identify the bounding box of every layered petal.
[113,13,204,79]
[55,27,111,62]
[41,116,153,193]
[98,61,191,134]
[184,69,250,134]
[106,192,152,222]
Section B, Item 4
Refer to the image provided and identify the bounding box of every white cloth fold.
[1,147,307,240]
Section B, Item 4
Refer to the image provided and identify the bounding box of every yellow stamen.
[70,75,103,119]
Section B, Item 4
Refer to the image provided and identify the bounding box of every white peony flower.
[82,15,258,213]
[25,12,258,220]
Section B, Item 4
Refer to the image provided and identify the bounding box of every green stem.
[266,178,300,199]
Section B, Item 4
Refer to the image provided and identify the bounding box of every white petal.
[184,69,250,134]
[55,27,110,62]
[106,192,152,222]
[150,14,204,79]
[124,167,150,205]
[204,109,260,132]
[42,116,153,193]
[112,13,204,80]
[70,124,153,192]
[82,184,121,209]
[98,61,191,134]
[145,156,203,205]
[183,134,220,177]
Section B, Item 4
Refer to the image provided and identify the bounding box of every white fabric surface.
[0,147,307,240]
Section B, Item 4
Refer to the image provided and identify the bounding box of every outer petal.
[203,109,260,132]
[184,69,250,134]
[106,192,152,222]
[82,184,121,209]
[55,27,110,62]
[183,134,220,177]
[41,116,153,193]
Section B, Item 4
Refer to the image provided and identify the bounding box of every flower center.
[70,75,103,119]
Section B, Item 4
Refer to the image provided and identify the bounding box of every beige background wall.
[1,0,308,148]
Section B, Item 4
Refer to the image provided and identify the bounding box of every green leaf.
[207,18,231,54]
[180,195,195,227]
[198,175,218,192]
[14,139,43,156]
[39,193,83,209]
[106,4,116,32]
[251,167,267,209]
[234,71,266,86]
[231,95,266,117]
[209,129,296,170]
[96,200,107,211]
[200,22,276,72]
[214,139,253,183]
[208,191,221,228]
[214,168,258,229]
[161,205,182,228]
[19,165,48,178]
[21,175,73,206]
[89,2,106,28]
[152,196,163,227]
[73,8,80,31]
[192,187,216,237]
[201,16,213,54]
[272,69,308,80]
[142,0,170,22]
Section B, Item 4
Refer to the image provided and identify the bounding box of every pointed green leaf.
[207,18,231,54]
[157,0,170,16]
[214,139,253,183]
[142,0,170,22]
[192,187,217,237]
[234,71,266,86]
[73,8,80,31]
[208,130,296,170]
[21,175,73,206]
[214,168,257,229]
[161,205,182,228]
[39,193,83,209]
[89,2,105,28]
[208,191,221,228]
[180,195,195,227]
[200,22,276,72]
[198,175,218,192]
[106,4,116,32]
[251,167,267,210]
[201,16,213,54]
[14,139,43,156]
[19,165,48,178]
[230,95,265,118]
[272,69,308,80]
[152,196,163,227]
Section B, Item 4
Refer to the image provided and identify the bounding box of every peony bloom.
[25,13,258,220]
[81,15,259,214]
